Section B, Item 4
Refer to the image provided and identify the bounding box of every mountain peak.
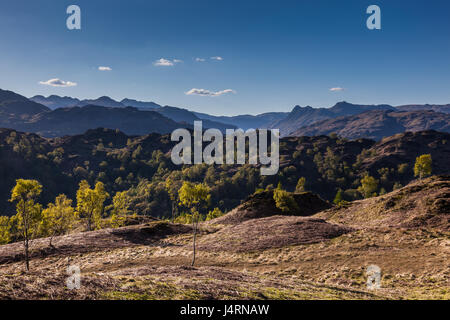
[97,96,116,101]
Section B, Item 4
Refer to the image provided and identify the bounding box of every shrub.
[273,189,299,213]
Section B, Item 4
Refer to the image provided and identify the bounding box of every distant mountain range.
[396,104,450,114]
[290,109,450,140]
[271,102,397,136]
[0,88,448,139]
[269,101,450,138]
[2,89,183,137]
[31,95,161,110]
[29,94,283,131]
[193,111,289,130]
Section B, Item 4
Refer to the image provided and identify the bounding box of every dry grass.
[0,176,448,300]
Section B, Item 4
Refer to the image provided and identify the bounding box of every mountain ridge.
[289,109,450,140]
[271,101,397,136]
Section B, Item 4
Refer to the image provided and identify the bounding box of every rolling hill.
[0,89,50,119]
[0,175,447,299]
[18,105,185,137]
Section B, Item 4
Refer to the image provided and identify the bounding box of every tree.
[109,191,130,228]
[358,175,378,198]
[295,177,306,192]
[273,189,299,213]
[165,177,180,222]
[178,181,210,266]
[414,154,432,179]
[393,182,403,190]
[76,180,109,231]
[397,163,409,175]
[40,194,77,247]
[205,208,224,221]
[9,179,43,271]
[333,189,344,205]
[0,216,11,245]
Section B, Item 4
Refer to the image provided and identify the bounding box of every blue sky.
[0,0,449,116]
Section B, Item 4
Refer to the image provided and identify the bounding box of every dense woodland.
[0,127,448,225]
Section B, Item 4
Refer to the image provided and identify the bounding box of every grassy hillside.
[0,176,447,299]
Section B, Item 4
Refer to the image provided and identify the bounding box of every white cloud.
[210,56,223,61]
[98,66,112,71]
[185,88,235,97]
[39,78,77,87]
[195,58,206,62]
[329,87,344,92]
[153,58,182,66]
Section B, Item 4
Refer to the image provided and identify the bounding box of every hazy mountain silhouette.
[396,104,450,114]
[193,111,289,130]
[2,88,449,139]
[156,106,236,131]
[30,95,81,109]
[121,98,161,110]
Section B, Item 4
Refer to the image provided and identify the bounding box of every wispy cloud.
[185,88,235,97]
[210,56,223,61]
[329,87,344,92]
[195,58,206,62]
[39,78,77,87]
[153,58,182,66]
[98,66,112,71]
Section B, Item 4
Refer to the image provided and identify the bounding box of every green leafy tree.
[273,189,299,213]
[414,154,432,179]
[40,194,77,247]
[333,189,344,205]
[295,177,306,193]
[76,180,109,231]
[174,212,194,224]
[0,216,11,245]
[205,208,224,221]
[109,191,130,228]
[9,179,43,271]
[358,175,379,198]
[178,181,210,266]
[165,177,181,222]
